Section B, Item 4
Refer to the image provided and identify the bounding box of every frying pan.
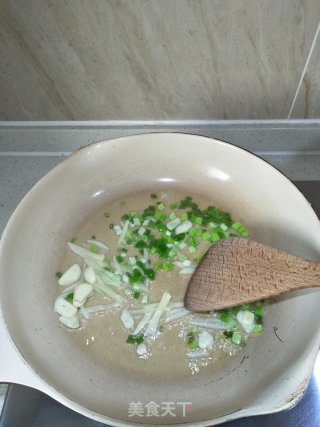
[0,133,320,425]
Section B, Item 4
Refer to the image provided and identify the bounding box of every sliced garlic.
[175,220,192,235]
[83,267,96,285]
[120,309,134,330]
[54,297,77,317]
[137,343,147,355]
[198,331,214,349]
[59,314,80,329]
[73,283,93,307]
[58,264,81,286]
[236,310,255,334]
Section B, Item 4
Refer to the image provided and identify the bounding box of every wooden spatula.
[184,237,320,311]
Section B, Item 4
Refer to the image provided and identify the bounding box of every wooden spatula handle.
[185,238,320,311]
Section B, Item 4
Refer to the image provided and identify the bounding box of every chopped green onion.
[168,249,176,258]
[157,203,165,211]
[255,305,264,316]
[180,212,188,221]
[66,292,74,302]
[254,324,263,334]
[229,331,242,345]
[223,331,233,339]
[56,272,62,279]
[127,334,144,344]
[219,310,230,323]
[129,269,143,284]
[175,233,186,242]
[194,216,203,224]
[255,314,263,325]
[231,332,242,345]
[135,240,147,250]
[202,231,211,240]
[179,197,197,209]
[162,263,173,271]
[156,222,167,232]
[210,232,221,242]
[150,193,158,199]
[126,335,136,344]
[154,211,166,221]
[188,228,198,237]
[231,221,249,236]
[133,218,141,226]
[116,255,124,263]
[144,268,155,280]
[178,242,187,249]
[141,295,148,304]
[187,331,198,349]
[133,290,141,299]
[138,227,146,235]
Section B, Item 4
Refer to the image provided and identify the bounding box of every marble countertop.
[0,120,319,417]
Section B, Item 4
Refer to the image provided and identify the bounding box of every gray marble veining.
[290,24,320,118]
[1,1,320,120]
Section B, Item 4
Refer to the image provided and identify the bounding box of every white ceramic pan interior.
[0,133,320,425]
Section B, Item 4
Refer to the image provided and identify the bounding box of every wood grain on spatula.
[184,237,320,312]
